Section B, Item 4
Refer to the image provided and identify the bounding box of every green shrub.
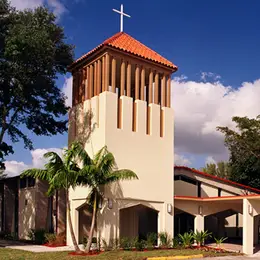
[135,240,147,251]
[193,230,212,246]
[45,233,56,245]
[178,232,193,248]
[147,232,157,247]
[172,236,180,248]
[214,237,227,247]
[109,238,119,250]
[83,236,97,249]
[27,229,46,244]
[158,232,172,248]
[120,237,132,250]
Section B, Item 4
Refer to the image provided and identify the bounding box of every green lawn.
[0,248,240,260]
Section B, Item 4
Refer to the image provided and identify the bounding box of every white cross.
[112,4,131,32]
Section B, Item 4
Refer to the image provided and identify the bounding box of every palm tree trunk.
[66,189,81,253]
[85,191,97,253]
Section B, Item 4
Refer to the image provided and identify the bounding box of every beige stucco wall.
[19,188,36,239]
[67,92,174,245]
[174,180,197,197]
[201,183,218,197]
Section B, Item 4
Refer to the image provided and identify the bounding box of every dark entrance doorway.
[120,204,158,240]
[174,208,194,236]
[78,203,93,244]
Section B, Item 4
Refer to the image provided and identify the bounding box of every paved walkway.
[0,239,85,252]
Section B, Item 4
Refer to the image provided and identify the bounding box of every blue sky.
[5,0,260,176]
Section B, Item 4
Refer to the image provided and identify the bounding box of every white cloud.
[9,0,67,19]
[205,156,217,165]
[5,148,63,178]
[200,71,221,82]
[172,77,260,162]
[62,76,73,107]
[174,154,192,166]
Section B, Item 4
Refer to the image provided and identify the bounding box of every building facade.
[67,32,177,245]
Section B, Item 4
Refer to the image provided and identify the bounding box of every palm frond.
[70,141,92,167]
[21,169,48,180]
[105,169,138,184]
[97,152,116,177]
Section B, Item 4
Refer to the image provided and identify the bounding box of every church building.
[67,23,260,256]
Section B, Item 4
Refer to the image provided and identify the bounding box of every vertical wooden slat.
[167,76,171,107]
[86,66,90,100]
[120,60,126,96]
[154,72,159,104]
[81,68,86,102]
[111,57,116,93]
[161,74,166,107]
[141,67,145,100]
[97,60,102,95]
[89,65,94,98]
[149,70,153,104]
[72,72,77,106]
[127,62,131,97]
[105,53,110,91]
[94,62,97,96]
[102,56,105,92]
[135,65,140,100]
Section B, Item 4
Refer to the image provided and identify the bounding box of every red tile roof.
[70,32,177,70]
[174,166,260,193]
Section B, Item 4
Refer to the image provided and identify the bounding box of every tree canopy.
[217,115,260,188]
[0,0,74,172]
[201,161,231,179]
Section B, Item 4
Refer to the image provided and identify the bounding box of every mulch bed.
[43,243,67,248]
[68,251,102,256]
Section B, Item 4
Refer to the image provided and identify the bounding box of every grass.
[0,248,240,260]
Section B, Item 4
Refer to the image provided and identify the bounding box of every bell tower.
[67,31,178,245]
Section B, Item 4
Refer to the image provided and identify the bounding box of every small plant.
[172,236,180,248]
[147,232,157,249]
[135,240,147,251]
[178,232,193,248]
[214,237,227,248]
[158,232,172,248]
[83,236,97,249]
[120,237,132,250]
[109,238,119,250]
[102,238,109,251]
[27,229,46,244]
[45,233,56,245]
[193,230,212,246]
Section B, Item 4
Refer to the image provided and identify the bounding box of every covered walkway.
[174,194,260,255]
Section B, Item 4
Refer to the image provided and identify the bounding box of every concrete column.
[97,60,101,95]
[111,57,116,93]
[120,60,126,96]
[167,76,171,107]
[194,215,204,233]
[141,67,145,100]
[243,199,254,255]
[127,62,131,97]
[105,53,110,91]
[154,73,159,104]
[149,70,153,104]
[81,69,85,102]
[135,65,140,100]
[161,75,166,107]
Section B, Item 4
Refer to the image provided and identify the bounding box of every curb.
[147,254,203,260]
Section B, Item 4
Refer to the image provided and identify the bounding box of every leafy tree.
[22,143,82,253]
[0,0,74,172]
[75,145,138,253]
[201,161,232,179]
[217,115,260,188]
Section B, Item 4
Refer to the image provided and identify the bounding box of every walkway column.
[97,60,101,95]
[161,74,166,107]
[89,65,94,98]
[194,215,204,232]
[149,70,153,104]
[243,199,254,255]
[105,53,110,91]
[167,76,171,107]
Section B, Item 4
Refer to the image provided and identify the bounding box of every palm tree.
[75,145,138,253]
[21,143,83,253]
